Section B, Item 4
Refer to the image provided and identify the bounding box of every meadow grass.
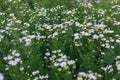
[0,0,120,80]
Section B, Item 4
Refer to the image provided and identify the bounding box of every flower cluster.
[44,50,75,70]
[0,73,4,80]
[0,34,4,41]
[115,56,120,71]
[77,71,102,80]
[101,65,113,73]
[3,50,21,67]
[30,70,48,80]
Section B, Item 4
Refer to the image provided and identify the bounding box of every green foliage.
[0,0,120,80]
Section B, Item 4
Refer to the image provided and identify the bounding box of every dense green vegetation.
[0,0,120,80]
